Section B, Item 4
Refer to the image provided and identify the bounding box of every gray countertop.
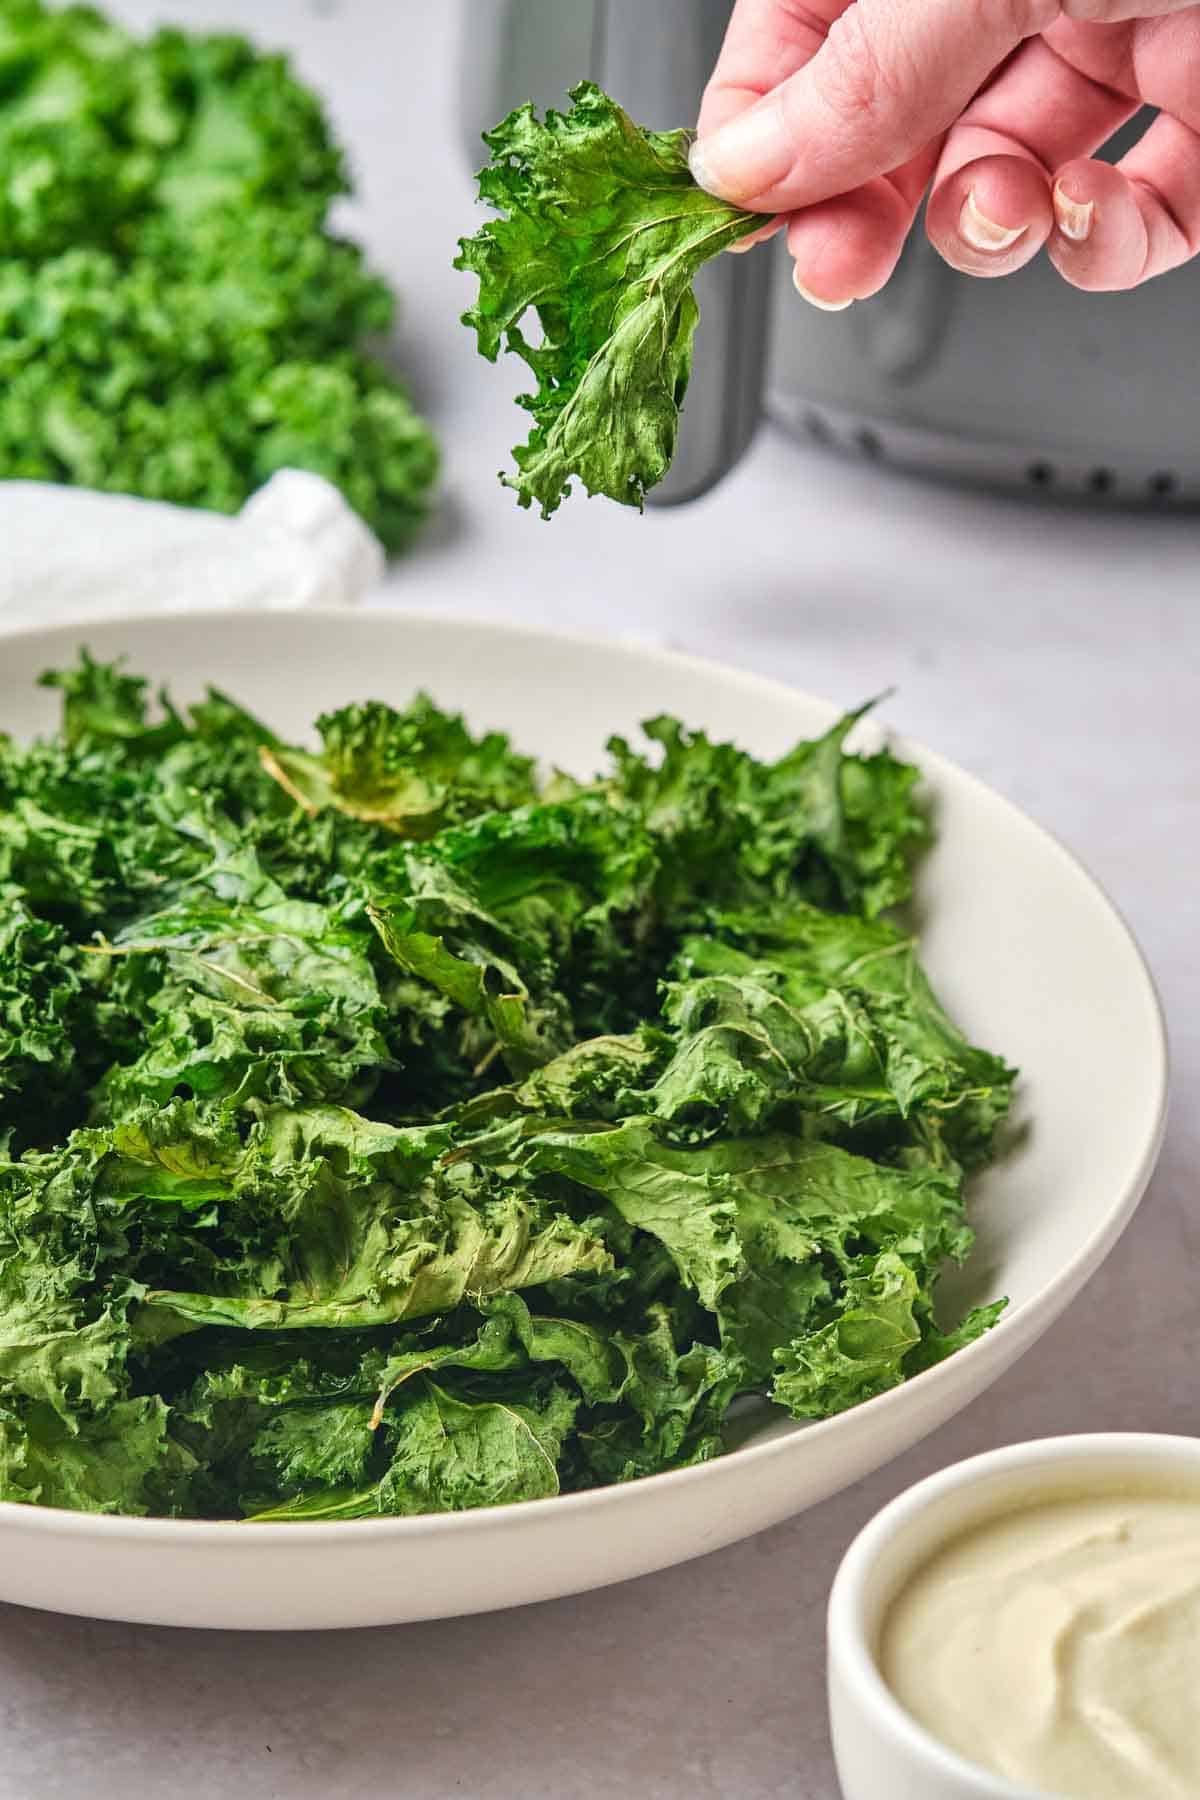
[4,4,1198,1796]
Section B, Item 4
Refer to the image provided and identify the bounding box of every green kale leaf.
[456,81,760,516]
[260,696,538,838]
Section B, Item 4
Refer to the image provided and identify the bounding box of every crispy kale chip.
[456,82,760,515]
[0,655,1015,1518]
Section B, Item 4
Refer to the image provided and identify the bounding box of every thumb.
[690,0,1047,212]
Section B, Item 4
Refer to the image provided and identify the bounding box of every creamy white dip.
[881,1492,1200,1798]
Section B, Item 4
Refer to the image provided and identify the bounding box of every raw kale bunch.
[0,1,436,550]
[0,654,1015,1519]
[457,82,761,517]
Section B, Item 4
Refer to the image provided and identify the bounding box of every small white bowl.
[827,1433,1200,1800]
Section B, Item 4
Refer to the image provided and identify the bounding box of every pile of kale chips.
[0,2,437,549]
[0,656,1014,1519]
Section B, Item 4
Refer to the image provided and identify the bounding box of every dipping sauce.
[880,1492,1200,1799]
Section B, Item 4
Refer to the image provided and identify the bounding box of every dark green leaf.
[0,1396,193,1515]
[260,695,537,837]
[771,1252,924,1418]
[456,82,760,515]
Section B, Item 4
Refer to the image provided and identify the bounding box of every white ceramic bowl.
[828,1433,1200,1800]
[0,610,1169,1629]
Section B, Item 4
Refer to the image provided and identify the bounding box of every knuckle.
[1003,0,1059,35]
[1059,0,1131,20]
[817,6,915,129]
[772,0,841,40]
[1129,174,1196,261]
[790,0,1050,170]
[1137,17,1200,125]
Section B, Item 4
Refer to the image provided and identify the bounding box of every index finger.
[691,0,1034,214]
[696,0,848,137]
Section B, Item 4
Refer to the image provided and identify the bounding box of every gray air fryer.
[461,0,1199,509]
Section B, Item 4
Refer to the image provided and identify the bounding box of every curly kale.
[0,654,1015,1519]
[456,82,760,516]
[0,2,436,549]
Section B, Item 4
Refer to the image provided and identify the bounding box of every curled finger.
[1050,114,1200,289]
[786,145,940,306]
[927,147,1053,275]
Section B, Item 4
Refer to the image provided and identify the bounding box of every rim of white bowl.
[827,1432,1200,1800]
[0,610,1172,1542]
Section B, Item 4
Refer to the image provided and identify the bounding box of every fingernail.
[793,267,853,312]
[959,188,1026,254]
[1053,182,1094,243]
[687,139,721,194]
[688,105,784,203]
[725,235,757,254]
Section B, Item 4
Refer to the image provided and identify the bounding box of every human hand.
[691,0,1200,305]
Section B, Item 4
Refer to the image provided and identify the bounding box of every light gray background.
[4,4,1197,1795]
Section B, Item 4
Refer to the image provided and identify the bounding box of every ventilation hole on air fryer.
[1148,471,1177,498]
[804,410,831,443]
[856,428,883,460]
[1026,462,1055,489]
[1088,468,1114,496]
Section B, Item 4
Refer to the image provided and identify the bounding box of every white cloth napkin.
[0,471,385,630]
